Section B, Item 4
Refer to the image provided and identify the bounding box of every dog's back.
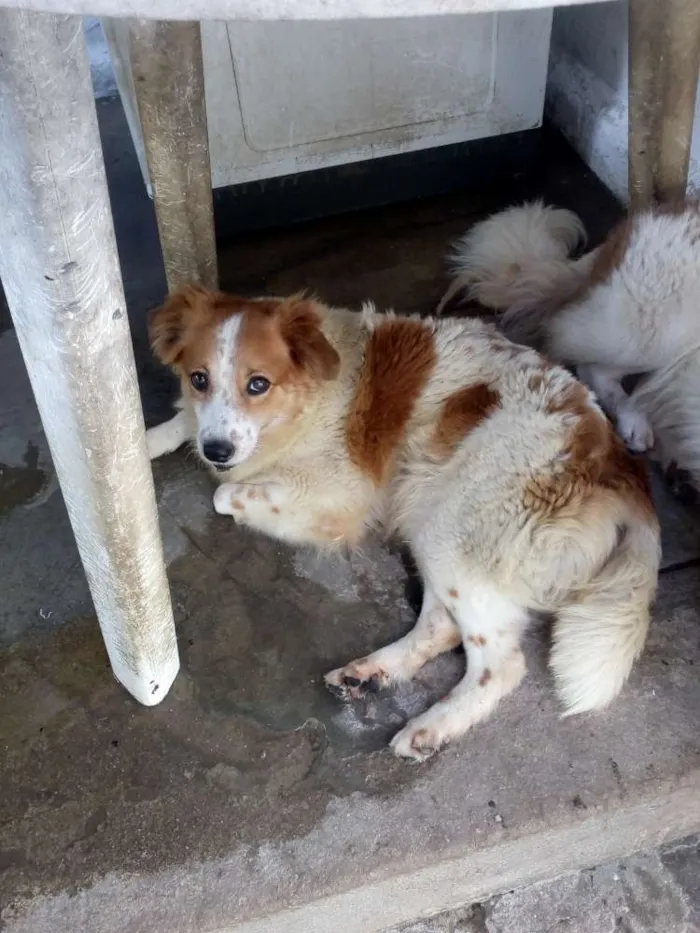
[329,310,660,757]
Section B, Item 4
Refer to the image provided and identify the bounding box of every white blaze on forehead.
[213,314,243,400]
[193,312,260,465]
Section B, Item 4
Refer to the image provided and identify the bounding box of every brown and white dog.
[437,201,700,495]
[147,285,660,760]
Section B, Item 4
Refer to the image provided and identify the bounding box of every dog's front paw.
[617,408,654,453]
[213,483,247,518]
[324,658,391,701]
[146,425,180,461]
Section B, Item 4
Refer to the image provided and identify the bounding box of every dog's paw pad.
[324,661,389,701]
[390,723,446,762]
[213,484,244,516]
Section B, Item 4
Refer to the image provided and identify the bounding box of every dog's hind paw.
[616,408,654,453]
[390,719,447,762]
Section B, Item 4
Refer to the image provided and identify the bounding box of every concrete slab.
[1,97,699,932]
[2,449,700,932]
[396,835,700,932]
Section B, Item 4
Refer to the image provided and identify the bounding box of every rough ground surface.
[0,96,699,933]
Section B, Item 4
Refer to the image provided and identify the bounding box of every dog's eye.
[247,375,271,396]
[190,371,209,392]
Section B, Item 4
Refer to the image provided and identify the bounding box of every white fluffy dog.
[438,201,700,494]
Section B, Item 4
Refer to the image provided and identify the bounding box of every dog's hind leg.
[578,364,655,452]
[390,582,529,761]
[324,586,460,701]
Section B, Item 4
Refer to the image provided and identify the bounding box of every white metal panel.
[204,10,552,187]
[229,18,496,150]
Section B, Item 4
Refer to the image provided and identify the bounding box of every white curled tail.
[436,202,594,336]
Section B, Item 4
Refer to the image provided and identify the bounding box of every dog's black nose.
[202,439,235,464]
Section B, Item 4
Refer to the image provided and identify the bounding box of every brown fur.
[149,289,340,437]
[149,285,251,367]
[346,317,436,484]
[429,383,501,460]
[528,381,654,519]
[588,218,633,288]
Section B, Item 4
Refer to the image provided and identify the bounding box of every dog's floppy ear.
[278,297,340,382]
[148,284,212,366]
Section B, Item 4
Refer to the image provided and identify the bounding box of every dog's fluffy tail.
[437,202,595,338]
[549,505,660,716]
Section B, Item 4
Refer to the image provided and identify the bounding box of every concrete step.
[395,835,700,933]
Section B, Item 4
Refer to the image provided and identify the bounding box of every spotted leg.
[391,584,529,761]
[325,587,461,700]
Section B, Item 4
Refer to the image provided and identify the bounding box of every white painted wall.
[546,0,700,203]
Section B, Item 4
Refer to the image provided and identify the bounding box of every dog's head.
[149,285,340,470]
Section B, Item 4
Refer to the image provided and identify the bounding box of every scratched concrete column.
[129,20,219,291]
[0,10,179,706]
[629,0,700,208]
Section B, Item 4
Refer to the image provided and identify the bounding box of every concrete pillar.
[0,10,179,706]
[629,0,700,208]
[128,20,218,290]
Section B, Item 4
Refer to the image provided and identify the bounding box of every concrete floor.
[1,97,700,933]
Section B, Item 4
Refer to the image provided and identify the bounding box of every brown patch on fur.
[148,284,213,366]
[231,500,244,511]
[599,434,655,518]
[148,285,258,369]
[346,317,436,484]
[469,634,487,647]
[429,383,501,460]
[528,373,543,392]
[236,296,340,388]
[527,381,655,519]
[150,287,339,386]
[586,217,633,291]
[448,587,459,599]
[479,668,492,686]
[271,506,280,514]
[547,382,610,463]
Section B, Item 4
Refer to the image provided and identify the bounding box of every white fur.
[146,408,190,460]
[441,201,700,486]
